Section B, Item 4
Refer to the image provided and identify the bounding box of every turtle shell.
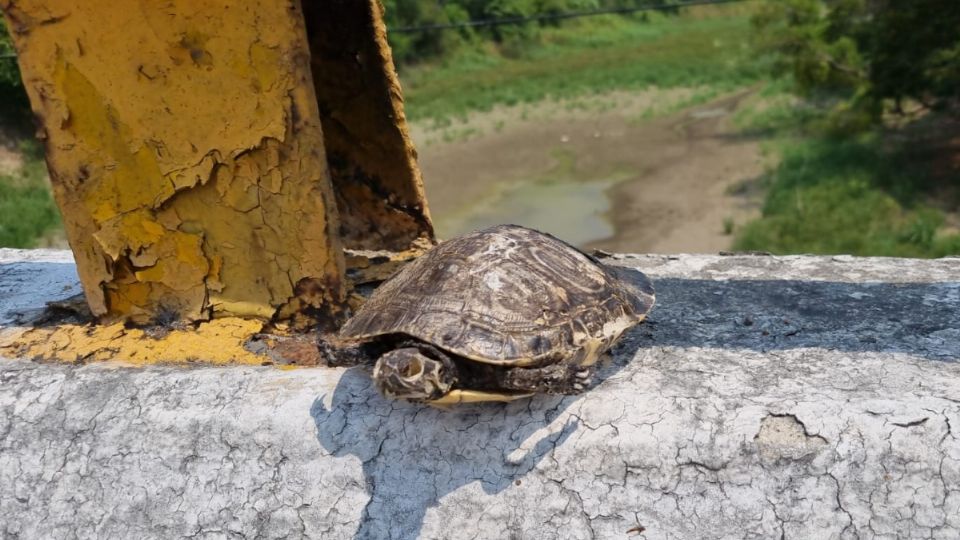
[340,225,655,367]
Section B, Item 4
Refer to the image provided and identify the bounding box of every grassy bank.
[732,96,960,258]
[0,143,59,248]
[400,6,763,125]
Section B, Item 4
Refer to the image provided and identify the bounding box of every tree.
[753,0,960,122]
[0,16,32,133]
[864,1,960,112]
[381,0,650,64]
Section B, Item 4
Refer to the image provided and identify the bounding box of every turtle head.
[373,347,457,401]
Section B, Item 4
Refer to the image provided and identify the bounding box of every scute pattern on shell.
[340,225,655,366]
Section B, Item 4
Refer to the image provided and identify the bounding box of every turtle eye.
[402,357,424,379]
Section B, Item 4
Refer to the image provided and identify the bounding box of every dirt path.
[413,88,767,254]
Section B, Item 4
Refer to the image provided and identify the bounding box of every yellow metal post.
[304,0,434,253]
[2,0,433,329]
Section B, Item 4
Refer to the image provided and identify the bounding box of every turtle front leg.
[497,363,597,395]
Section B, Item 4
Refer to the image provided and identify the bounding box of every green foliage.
[722,216,734,235]
[865,1,960,111]
[0,149,59,248]
[403,12,761,123]
[752,0,960,125]
[752,0,863,95]
[0,17,18,86]
[0,16,32,133]
[382,0,477,63]
[0,20,51,247]
[381,0,677,63]
[733,133,960,258]
[0,182,59,248]
[742,3,960,258]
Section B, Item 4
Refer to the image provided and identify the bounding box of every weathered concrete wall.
[1,249,959,539]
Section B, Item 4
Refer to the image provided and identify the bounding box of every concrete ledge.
[1,250,959,539]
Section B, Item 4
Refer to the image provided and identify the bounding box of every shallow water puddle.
[434,177,622,247]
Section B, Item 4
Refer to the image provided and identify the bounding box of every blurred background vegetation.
[0,0,957,256]
[1,17,62,248]
[735,0,960,256]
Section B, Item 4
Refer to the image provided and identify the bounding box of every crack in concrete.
[2,254,960,538]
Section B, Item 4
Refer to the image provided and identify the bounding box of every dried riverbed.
[413,87,767,253]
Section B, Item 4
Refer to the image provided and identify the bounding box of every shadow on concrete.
[8,260,955,361]
[5,259,957,538]
[307,265,655,539]
[0,260,83,326]
[310,368,587,540]
[307,272,958,538]
[635,277,960,362]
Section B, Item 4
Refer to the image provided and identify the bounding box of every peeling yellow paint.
[3,0,347,326]
[277,365,304,371]
[0,319,268,366]
[2,0,435,334]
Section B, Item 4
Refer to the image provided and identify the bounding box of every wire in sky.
[390,0,750,33]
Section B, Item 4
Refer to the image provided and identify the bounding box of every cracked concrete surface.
[1,249,959,539]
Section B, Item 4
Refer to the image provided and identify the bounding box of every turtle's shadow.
[308,264,650,539]
[309,342,637,540]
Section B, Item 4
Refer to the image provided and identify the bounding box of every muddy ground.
[413,88,768,254]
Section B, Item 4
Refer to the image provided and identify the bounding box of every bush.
[752,0,960,126]
[0,17,33,134]
[0,178,60,248]
[733,134,960,258]
[383,0,646,64]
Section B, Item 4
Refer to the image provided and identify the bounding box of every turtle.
[325,224,655,405]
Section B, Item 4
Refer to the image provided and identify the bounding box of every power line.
[390,0,750,33]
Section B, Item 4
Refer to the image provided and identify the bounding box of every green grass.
[733,118,960,258]
[400,9,764,125]
[722,216,735,235]
[0,142,59,248]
